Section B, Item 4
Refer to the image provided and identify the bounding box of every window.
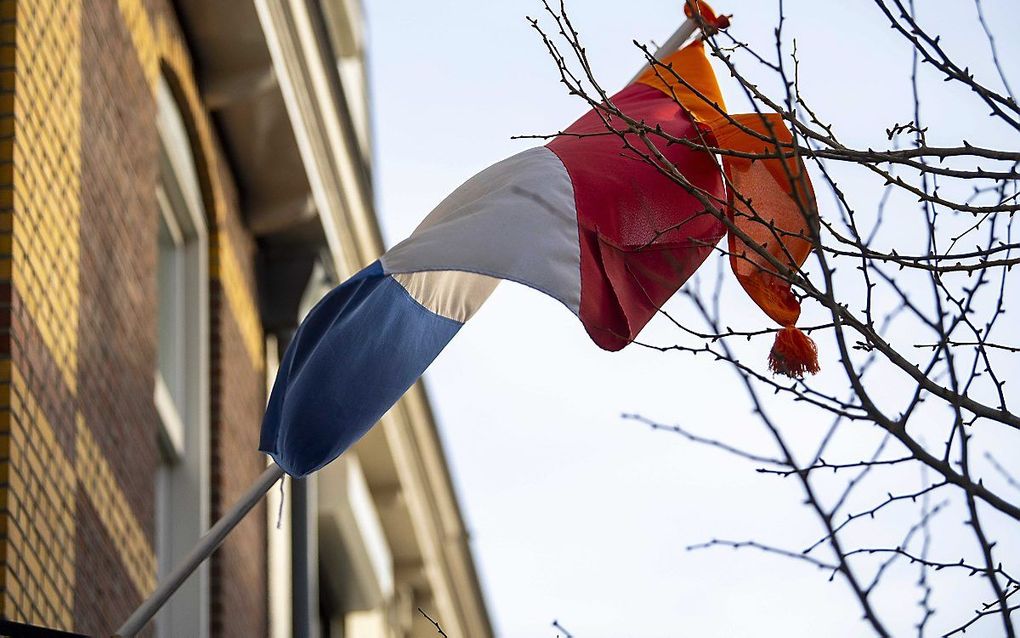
[154,76,211,638]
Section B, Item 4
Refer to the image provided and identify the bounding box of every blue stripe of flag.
[260,261,463,476]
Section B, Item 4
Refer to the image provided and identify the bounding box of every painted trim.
[154,73,212,638]
[254,0,378,277]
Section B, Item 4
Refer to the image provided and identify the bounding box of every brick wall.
[210,215,270,637]
[2,0,89,628]
[0,0,269,634]
[157,4,270,634]
[75,0,161,631]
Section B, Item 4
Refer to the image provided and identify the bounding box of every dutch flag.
[261,12,819,477]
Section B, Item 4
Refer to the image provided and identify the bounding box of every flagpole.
[115,15,708,638]
[115,463,286,637]
[628,17,698,84]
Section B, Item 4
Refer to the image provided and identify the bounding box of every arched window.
[154,74,211,638]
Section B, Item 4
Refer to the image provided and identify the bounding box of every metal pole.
[629,18,698,84]
[115,16,703,637]
[116,463,286,637]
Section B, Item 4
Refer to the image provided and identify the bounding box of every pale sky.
[364,2,1019,636]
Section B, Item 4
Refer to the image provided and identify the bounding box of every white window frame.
[154,75,211,638]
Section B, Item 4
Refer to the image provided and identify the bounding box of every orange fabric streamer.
[636,41,726,124]
[711,114,819,378]
[638,16,821,378]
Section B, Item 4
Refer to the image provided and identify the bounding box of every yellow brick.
[3,570,19,603]
[20,549,40,587]
[9,0,81,393]
[74,415,155,595]
[216,235,264,370]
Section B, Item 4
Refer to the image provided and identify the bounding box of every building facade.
[0,0,491,636]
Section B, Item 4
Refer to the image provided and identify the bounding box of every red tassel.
[768,326,820,378]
